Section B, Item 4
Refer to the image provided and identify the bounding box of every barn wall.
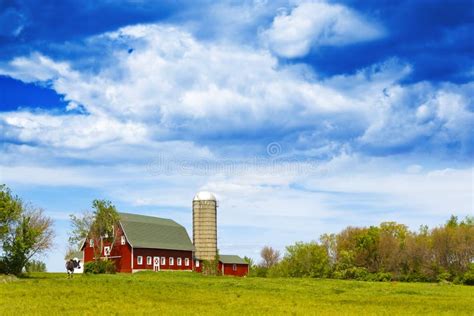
[220,262,249,277]
[133,248,193,271]
[82,224,133,273]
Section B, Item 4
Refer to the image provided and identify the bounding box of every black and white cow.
[66,258,81,278]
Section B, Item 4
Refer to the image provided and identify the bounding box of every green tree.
[87,199,120,260]
[0,185,54,275]
[0,184,22,240]
[273,242,330,278]
[68,211,94,248]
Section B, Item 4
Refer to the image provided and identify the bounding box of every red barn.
[82,213,195,273]
[82,212,249,276]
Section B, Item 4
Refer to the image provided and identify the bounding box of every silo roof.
[193,191,217,201]
[119,212,194,251]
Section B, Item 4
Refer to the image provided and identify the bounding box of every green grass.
[1,272,473,315]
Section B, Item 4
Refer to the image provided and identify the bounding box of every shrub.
[334,267,369,280]
[372,272,392,282]
[0,259,6,274]
[25,260,47,273]
[461,264,474,285]
[84,260,116,274]
[250,265,268,277]
[437,271,451,283]
[399,272,430,283]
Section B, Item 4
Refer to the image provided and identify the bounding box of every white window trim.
[121,236,126,245]
[196,260,200,267]
[137,256,143,265]
[147,256,152,265]
[161,257,166,265]
[104,246,111,256]
[177,258,182,266]
[89,239,94,247]
[233,264,237,271]
[185,258,189,266]
[169,257,174,266]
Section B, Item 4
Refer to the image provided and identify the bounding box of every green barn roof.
[219,255,248,264]
[119,212,194,251]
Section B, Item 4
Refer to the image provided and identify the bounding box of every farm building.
[81,192,249,276]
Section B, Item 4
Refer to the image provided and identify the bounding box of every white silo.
[193,191,218,261]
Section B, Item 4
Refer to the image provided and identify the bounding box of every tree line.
[249,217,474,285]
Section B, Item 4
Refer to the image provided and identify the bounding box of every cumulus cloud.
[0,23,472,158]
[261,0,384,58]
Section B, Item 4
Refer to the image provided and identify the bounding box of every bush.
[250,265,268,277]
[25,260,47,273]
[437,271,451,283]
[0,259,6,274]
[371,272,392,282]
[84,260,116,274]
[399,272,430,283]
[461,264,474,285]
[333,267,369,280]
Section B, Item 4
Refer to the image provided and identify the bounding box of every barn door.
[153,257,160,272]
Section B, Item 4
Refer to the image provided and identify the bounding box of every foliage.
[0,185,54,276]
[260,246,280,268]
[1,272,473,314]
[68,211,93,248]
[201,252,220,276]
[277,242,330,278]
[0,185,22,240]
[25,260,47,273]
[84,260,116,274]
[259,215,473,283]
[68,199,120,260]
[461,263,474,286]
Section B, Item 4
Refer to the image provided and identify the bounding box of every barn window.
[147,256,152,265]
[121,236,126,245]
[89,239,94,247]
[233,264,237,271]
[196,260,200,267]
[104,246,111,256]
[169,257,174,266]
[177,258,182,266]
[137,256,143,265]
[161,257,166,265]
[185,258,189,266]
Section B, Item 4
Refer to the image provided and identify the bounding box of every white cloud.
[262,0,384,58]
[0,24,471,158]
[0,111,148,149]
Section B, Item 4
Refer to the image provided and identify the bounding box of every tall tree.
[68,211,94,248]
[0,184,22,241]
[69,199,120,260]
[260,246,281,268]
[0,185,54,275]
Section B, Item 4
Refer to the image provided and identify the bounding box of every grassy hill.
[1,272,473,315]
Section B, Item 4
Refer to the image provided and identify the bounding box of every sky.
[0,0,473,272]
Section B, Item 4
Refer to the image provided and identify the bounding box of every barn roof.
[119,212,194,251]
[219,255,248,264]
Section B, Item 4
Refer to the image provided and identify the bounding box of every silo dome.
[193,191,217,201]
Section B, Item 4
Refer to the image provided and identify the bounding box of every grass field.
[1,272,473,315]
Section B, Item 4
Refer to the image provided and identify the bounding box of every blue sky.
[0,0,473,272]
